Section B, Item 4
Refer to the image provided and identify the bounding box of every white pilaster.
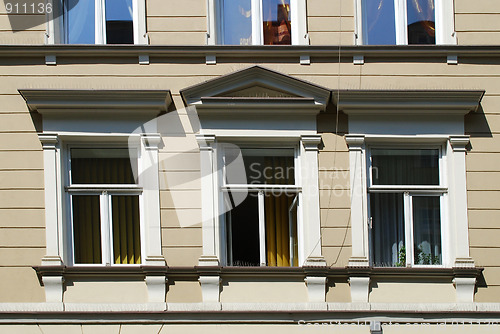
[196,134,220,267]
[141,134,165,267]
[345,135,369,267]
[301,135,326,266]
[449,136,475,268]
[39,134,63,266]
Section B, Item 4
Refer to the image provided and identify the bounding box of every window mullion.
[258,190,266,266]
[100,191,111,265]
[251,0,263,45]
[404,192,413,266]
[394,0,407,45]
[95,0,105,44]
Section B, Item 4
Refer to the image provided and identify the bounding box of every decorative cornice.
[334,90,485,116]
[38,133,59,148]
[345,135,365,150]
[142,133,162,150]
[301,135,322,150]
[450,136,471,152]
[5,45,500,59]
[19,89,173,116]
[181,65,331,109]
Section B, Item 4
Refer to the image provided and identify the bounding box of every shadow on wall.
[4,0,79,32]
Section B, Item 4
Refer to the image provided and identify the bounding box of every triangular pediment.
[181,66,330,107]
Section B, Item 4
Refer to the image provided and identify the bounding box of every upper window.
[358,0,455,45]
[222,146,299,267]
[63,0,136,44]
[368,148,445,267]
[67,147,142,265]
[211,0,308,45]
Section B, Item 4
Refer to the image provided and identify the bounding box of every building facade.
[0,0,499,333]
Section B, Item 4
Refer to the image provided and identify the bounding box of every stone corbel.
[348,276,370,303]
[42,276,64,303]
[453,277,476,303]
[304,276,327,303]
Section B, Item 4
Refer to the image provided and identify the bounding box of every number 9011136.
[6,2,52,14]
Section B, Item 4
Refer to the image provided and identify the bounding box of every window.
[358,0,455,45]
[210,0,307,45]
[67,147,142,265]
[62,0,143,44]
[222,146,300,267]
[368,148,445,267]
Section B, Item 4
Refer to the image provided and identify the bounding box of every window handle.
[369,216,373,229]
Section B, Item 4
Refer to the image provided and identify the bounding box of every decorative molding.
[349,276,370,303]
[334,90,485,115]
[447,54,458,65]
[353,55,364,65]
[454,277,477,303]
[450,136,470,152]
[345,135,365,150]
[206,55,216,65]
[300,54,310,65]
[181,65,330,108]
[142,134,162,150]
[41,276,64,303]
[138,54,150,65]
[301,135,322,151]
[38,133,59,148]
[45,55,56,66]
[145,275,168,304]
[304,276,327,303]
[199,275,221,305]
[195,134,216,149]
[19,89,173,116]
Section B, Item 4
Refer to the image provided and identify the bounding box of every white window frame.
[220,144,302,267]
[207,0,308,45]
[366,145,448,268]
[65,144,145,267]
[46,0,148,44]
[354,0,457,45]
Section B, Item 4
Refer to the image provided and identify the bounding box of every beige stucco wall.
[1,0,500,46]
[0,55,498,304]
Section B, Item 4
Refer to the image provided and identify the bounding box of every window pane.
[71,148,136,184]
[362,0,396,45]
[240,148,295,185]
[66,0,95,44]
[221,0,252,45]
[72,195,101,264]
[227,194,260,266]
[371,149,439,185]
[112,195,141,264]
[413,196,441,265]
[407,0,435,44]
[263,0,291,45]
[265,193,296,266]
[371,193,405,267]
[105,0,134,44]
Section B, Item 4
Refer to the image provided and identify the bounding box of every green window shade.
[71,148,135,184]
[72,195,102,264]
[112,195,141,264]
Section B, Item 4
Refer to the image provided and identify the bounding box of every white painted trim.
[355,0,457,45]
[4,302,500,314]
[42,276,64,303]
[208,0,307,45]
[48,0,147,44]
[258,191,266,266]
[199,276,222,305]
[145,276,168,304]
[454,277,476,303]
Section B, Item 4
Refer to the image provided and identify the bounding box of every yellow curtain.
[112,195,141,264]
[72,153,139,264]
[72,195,101,264]
[265,156,296,267]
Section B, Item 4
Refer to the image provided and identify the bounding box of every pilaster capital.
[301,134,322,151]
[196,134,216,149]
[345,134,365,150]
[449,135,470,152]
[142,133,162,150]
[38,133,59,149]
